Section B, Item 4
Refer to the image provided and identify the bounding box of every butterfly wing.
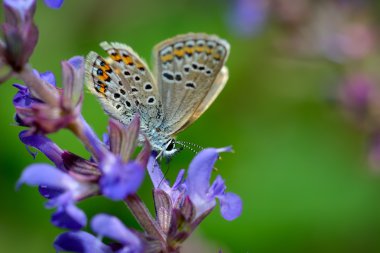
[85,42,163,129]
[153,33,230,135]
[173,66,229,134]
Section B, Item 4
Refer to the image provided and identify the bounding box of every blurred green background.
[1,0,380,252]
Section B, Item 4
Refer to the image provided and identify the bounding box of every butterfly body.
[86,33,230,156]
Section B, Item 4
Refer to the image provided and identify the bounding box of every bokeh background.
[1,0,380,252]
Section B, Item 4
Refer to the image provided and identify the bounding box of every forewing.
[85,42,163,129]
[153,33,230,135]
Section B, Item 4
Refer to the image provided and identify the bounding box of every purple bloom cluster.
[147,148,242,250]
[0,0,243,252]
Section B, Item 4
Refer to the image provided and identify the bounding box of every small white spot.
[108,49,117,55]
[185,40,195,48]
[216,45,225,56]
[207,41,216,48]
[160,46,172,56]
[174,42,184,49]
[196,40,205,47]
[119,50,129,57]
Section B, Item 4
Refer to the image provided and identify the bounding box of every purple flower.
[19,130,101,180]
[13,56,84,134]
[147,147,242,250]
[54,231,112,253]
[99,154,145,201]
[19,130,65,169]
[54,214,143,253]
[96,117,147,201]
[149,160,186,208]
[44,0,64,9]
[1,0,38,72]
[149,147,242,221]
[17,115,149,230]
[229,0,268,36]
[186,147,242,221]
[91,214,142,252]
[16,163,95,230]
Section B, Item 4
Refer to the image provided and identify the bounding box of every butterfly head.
[161,139,181,157]
[151,137,182,158]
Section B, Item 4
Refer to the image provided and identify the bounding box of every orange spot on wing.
[196,45,205,53]
[184,46,194,55]
[110,53,122,62]
[122,55,134,65]
[95,82,107,95]
[174,48,185,58]
[213,53,221,60]
[98,72,110,82]
[136,61,145,70]
[161,54,173,63]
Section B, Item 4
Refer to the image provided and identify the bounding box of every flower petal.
[4,0,35,23]
[52,204,87,230]
[61,56,84,110]
[40,71,56,86]
[147,155,170,191]
[108,115,140,162]
[91,214,141,250]
[62,151,101,181]
[39,185,64,199]
[16,163,78,190]
[78,116,108,159]
[187,148,220,199]
[208,175,226,199]
[100,155,145,200]
[136,138,151,167]
[54,231,112,253]
[13,84,39,107]
[186,147,232,218]
[19,131,65,169]
[44,0,64,9]
[172,169,185,190]
[218,192,243,221]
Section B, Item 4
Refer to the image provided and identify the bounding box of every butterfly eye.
[166,141,175,151]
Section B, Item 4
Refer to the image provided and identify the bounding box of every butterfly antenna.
[176,140,204,151]
[175,141,198,154]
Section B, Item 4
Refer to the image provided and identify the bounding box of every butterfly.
[85,33,230,157]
